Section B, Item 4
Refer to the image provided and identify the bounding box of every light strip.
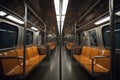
[61,16,65,22]
[57,21,60,33]
[57,16,60,21]
[62,0,69,15]
[61,22,64,32]
[94,16,110,25]
[6,15,24,24]
[31,26,38,31]
[54,0,60,15]
[0,11,7,16]
[115,11,120,16]
[54,0,69,33]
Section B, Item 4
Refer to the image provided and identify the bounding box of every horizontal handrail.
[91,55,110,73]
[0,56,23,59]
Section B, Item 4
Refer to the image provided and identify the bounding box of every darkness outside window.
[0,22,18,50]
[102,23,120,49]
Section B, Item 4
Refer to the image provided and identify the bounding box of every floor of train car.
[25,46,109,80]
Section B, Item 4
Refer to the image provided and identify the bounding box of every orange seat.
[26,47,44,67]
[96,50,110,72]
[0,50,31,76]
[73,46,110,75]
[31,46,46,62]
[38,46,46,55]
[0,46,46,77]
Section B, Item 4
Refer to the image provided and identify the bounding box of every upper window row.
[102,23,120,49]
[88,22,120,49]
[0,22,18,50]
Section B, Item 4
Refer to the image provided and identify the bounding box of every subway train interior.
[0,0,120,80]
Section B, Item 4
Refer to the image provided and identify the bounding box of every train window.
[89,30,98,47]
[26,30,33,45]
[0,22,18,50]
[102,23,120,49]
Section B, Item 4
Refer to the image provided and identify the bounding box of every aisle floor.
[26,47,60,80]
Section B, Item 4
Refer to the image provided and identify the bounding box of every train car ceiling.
[0,0,120,36]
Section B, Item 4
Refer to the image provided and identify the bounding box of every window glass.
[0,22,18,50]
[102,23,120,49]
[26,30,33,45]
[89,30,98,47]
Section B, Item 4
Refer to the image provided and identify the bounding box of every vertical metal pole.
[44,22,46,45]
[23,0,27,78]
[71,26,73,42]
[75,23,77,43]
[109,0,116,80]
[60,22,62,80]
[59,0,62,80]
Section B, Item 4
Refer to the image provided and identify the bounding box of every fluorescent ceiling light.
[47,34,53,37]
[115,11,120,16]
[95,16,110,25]
[57,21,64,33]
[31,26,38,31]
[61,22,64,32]
[61,16,65,22]
[54,0,60,15]
[57,21,60,26]
[62,0,69,15]
[57,21,60,33]
[0,11,7,16]
[6,15,24,24]
[57,16,60,21]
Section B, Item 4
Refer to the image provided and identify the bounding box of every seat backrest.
[0,50,19,75]
[16,49,28,64]
[26,47,35,59]
[51,43,56,49]
[32,46,39,56]
[89,48,99,59]
[81,46,91,58]
[39,47,46,55]
[96,50,111,70]
[81,46,87,55]
[73,47,81,55]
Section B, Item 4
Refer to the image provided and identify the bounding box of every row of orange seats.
[73,46,110,75]
[0,46,46,77]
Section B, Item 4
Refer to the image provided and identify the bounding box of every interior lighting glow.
[54,0,60,15]
[31,26,39,31]
[57,16,60,21]
[115,11,120,16]
[6,15,24,24]
[94,16,110,25]
[61,21,64,32]
[62,0,69,15]
[61,16,65,22]
[0,11,7,16]
[57,21,60,33]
